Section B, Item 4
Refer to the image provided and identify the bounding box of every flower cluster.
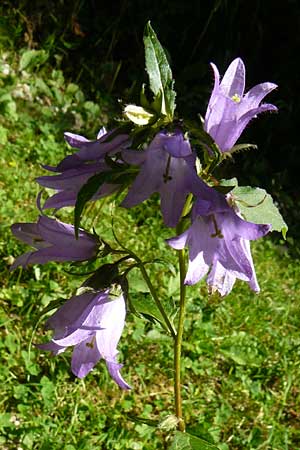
[11,58,277,388]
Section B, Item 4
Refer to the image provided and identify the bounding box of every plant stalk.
[174,245,187,432]
[173,196,191,432]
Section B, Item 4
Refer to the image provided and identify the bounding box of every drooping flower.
[122,130,213,227]
[167,197,270,296]
[37,288,131,389]
[204,57,277,152]
[54,128,129,172]
[36,128,129,210]
[11,215,99,269]
[36,162,119,210]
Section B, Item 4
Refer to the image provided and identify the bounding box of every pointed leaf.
[143,21,176,118]
[185,120,222,164]
[130,288,175,333]
[232,185,288,237]
[130,292,165,324]
[169,432,220,450]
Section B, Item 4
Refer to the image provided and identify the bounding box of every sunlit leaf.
[143,21,176,118]
[232,185,288,237]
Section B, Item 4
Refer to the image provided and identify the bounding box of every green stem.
[174,245,186,431]
[173,196,191,432]
[111,226,176,338]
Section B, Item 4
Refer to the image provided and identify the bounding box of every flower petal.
[60,133,129,170]
[160,132,192,158]
[11,223,46,248]
[167,229,189,250]
[36,163,106,190]
[106,360,131,390]
[220,57,245,97]
[95,295,126,360]
[240,82,277,114]
[225,103,278,151]
[71,336,101,378]
[47,291,108,336]
[207,261,236,296]
[36,341,66,355]
[185,250,210,285]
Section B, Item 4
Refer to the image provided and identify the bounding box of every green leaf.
[130,292,163,324]
[232,185,288,238]
[169,432,220,450]
[129,283,175,332]
[75,172,108,237]
[19,49,49,71]
[219,178,238,188]
[215,178,238,194]
[219,331,265,367]
[0,125,8,145]
[143,21,176,118]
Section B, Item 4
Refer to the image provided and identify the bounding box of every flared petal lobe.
[219,58,245,97]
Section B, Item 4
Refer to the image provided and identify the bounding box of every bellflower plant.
[204,57,278,152]
[10,22,287,448]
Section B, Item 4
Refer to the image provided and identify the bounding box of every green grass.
[1,47,300,450]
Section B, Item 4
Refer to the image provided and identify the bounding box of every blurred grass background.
[1,2,300,449]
